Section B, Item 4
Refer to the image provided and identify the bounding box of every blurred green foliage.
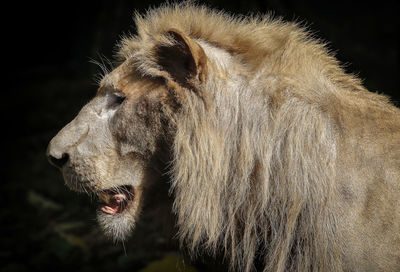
[139,255,197,272]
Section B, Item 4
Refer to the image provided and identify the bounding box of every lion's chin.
[96,204,137,242]
[62,168,140,241]
[93,185,138,241]
[65,179,138,241]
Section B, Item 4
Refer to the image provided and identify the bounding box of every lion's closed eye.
[107,92,126,109]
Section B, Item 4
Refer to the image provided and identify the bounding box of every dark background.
[2,1,398,271]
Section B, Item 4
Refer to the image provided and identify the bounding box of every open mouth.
[97,185,134,215]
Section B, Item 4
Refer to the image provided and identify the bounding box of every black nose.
[48,153,69,169]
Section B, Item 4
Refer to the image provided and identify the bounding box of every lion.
[47,3,400,272]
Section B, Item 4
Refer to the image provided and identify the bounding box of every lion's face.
[48,28,209,241]
[47,62,171,241]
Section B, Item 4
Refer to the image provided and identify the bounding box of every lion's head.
[47,28,207,241]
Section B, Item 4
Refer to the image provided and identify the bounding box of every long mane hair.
[115,3,393,271]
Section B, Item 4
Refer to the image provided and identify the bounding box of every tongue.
[101,193,127,215]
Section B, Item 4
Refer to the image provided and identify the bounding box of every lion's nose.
[48,153,69,169]
[46,143,70,169]
[46,107,90,170]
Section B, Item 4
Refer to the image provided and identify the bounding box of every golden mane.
[115,3,400,272]
[117,2,368,95]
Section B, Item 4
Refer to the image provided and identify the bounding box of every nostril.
[48,153,69,169]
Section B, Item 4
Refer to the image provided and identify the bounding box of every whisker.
[89,53,115,85]
[122,240,127,256]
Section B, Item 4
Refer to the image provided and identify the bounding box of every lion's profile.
[47,3,400,271]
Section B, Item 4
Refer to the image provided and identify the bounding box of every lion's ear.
[156,29,207,88]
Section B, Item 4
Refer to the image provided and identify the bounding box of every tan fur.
[48,3,400,272]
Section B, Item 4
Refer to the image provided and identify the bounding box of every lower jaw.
[96,208,136,242]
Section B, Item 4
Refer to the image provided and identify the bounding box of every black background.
[2,1,398,271]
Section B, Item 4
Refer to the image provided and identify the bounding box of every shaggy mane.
[115,3,398,272]
[117,2,370,95]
